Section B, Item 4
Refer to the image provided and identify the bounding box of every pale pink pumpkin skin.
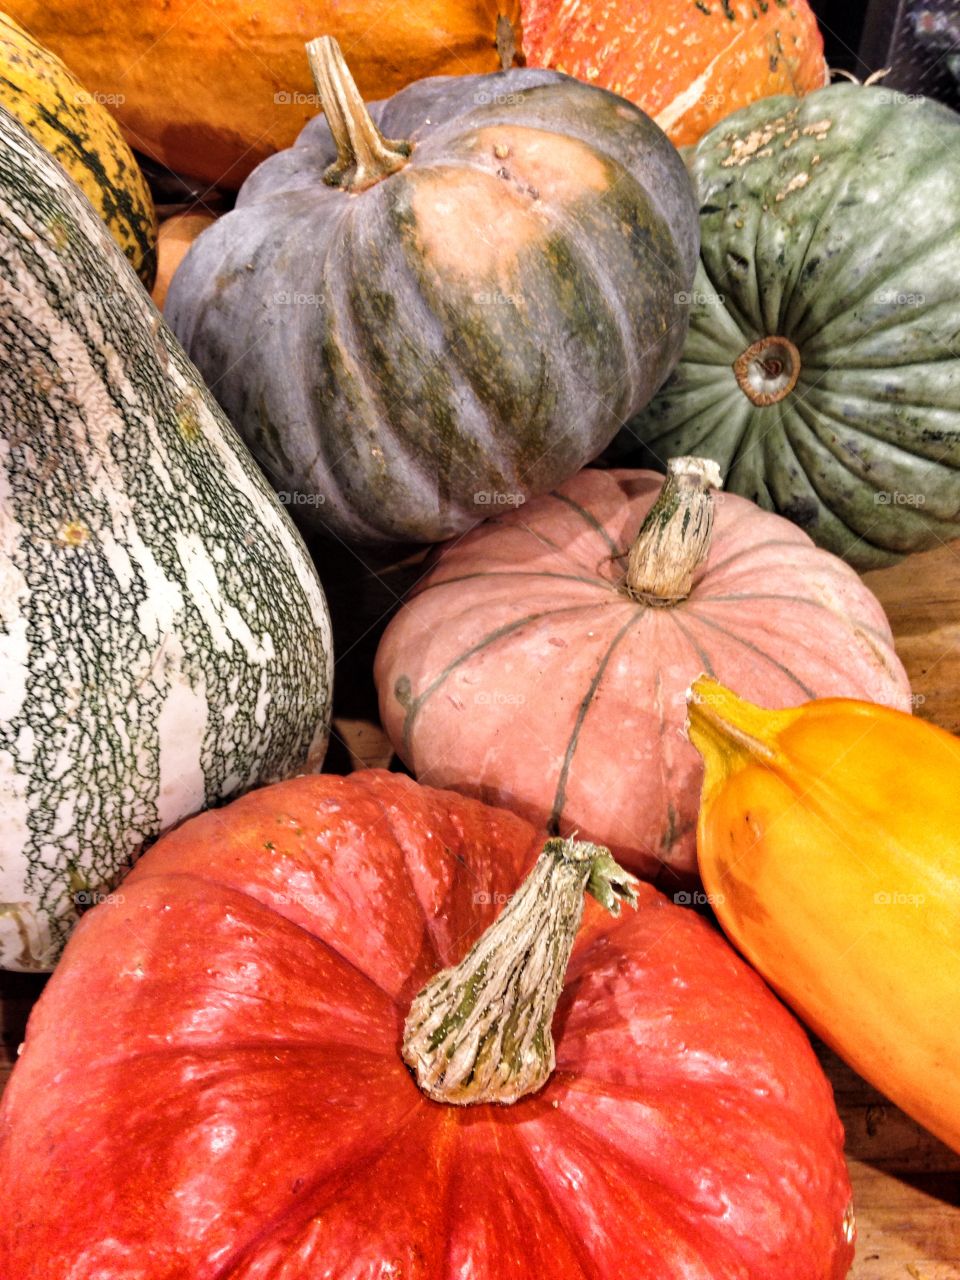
[375,468,912,888]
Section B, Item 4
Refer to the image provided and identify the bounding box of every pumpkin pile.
[1,4,959,1276]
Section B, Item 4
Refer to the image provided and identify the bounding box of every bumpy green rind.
[168,69,698,546]
[0,105,333,970]
[616,84,960,568]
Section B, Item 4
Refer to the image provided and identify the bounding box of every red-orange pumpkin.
[375,462,911,886]
[521,0,827,147]
[0,770,855,1277]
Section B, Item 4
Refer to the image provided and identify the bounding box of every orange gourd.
[7,1,523,188]
[687,678,960,1154]
[521,0,827,147]
[151,211,217,310]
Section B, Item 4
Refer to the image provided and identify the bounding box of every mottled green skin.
[616,84,960,568]
[168,69,698,545]
[0,105,332,969]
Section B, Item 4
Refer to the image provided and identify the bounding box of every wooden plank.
[847,1162,960,1280]
[863,538,960,734]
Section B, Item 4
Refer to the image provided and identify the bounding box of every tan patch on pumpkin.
[58,519,90,547]
[409,127,608,282]
[175,393,203,443]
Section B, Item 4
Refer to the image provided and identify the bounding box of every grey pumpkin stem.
[624,455,723,606]
[305,36,412,193]
[402,836,639,1106]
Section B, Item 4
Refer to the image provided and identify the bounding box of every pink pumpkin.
[375,460,911,887]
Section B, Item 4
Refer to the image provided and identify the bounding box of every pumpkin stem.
[402,836,638,1106]
[496,13,519,70]
[305,36,412,193]
[623,456,722,606]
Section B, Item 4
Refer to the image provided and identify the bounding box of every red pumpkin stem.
[402,836,638,1106]
[624,455,722,606]
[306,36,412,193]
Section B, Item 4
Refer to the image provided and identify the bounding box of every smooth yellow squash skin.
[688,676,960,1154]
[0,12,156,285]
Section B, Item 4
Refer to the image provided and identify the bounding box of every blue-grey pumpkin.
[167,37,698,546]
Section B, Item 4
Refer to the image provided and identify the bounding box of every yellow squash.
[0,11,156,285]
[687,677,960,1154]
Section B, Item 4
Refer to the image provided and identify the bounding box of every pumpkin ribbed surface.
[0,771,854,1278]
[617,84,960,567]
[374,467,911,883]
[168,67,698,545]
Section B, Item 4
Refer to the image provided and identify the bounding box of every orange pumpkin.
[6,1,523,188]
[151,211,217,310]
[520,0,827,147]
[687,678,960,1154]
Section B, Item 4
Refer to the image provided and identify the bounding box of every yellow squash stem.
[686,675,960,1155]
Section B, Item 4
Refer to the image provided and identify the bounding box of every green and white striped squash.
[615,84,960,569]
[0,104,333,971]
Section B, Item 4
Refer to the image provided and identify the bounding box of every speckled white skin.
[0,108,333,970]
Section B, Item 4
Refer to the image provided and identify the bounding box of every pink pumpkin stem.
[624,455,722,606]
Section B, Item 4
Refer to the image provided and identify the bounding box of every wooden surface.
[864,539,960,735]
[2,534,960,1274]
